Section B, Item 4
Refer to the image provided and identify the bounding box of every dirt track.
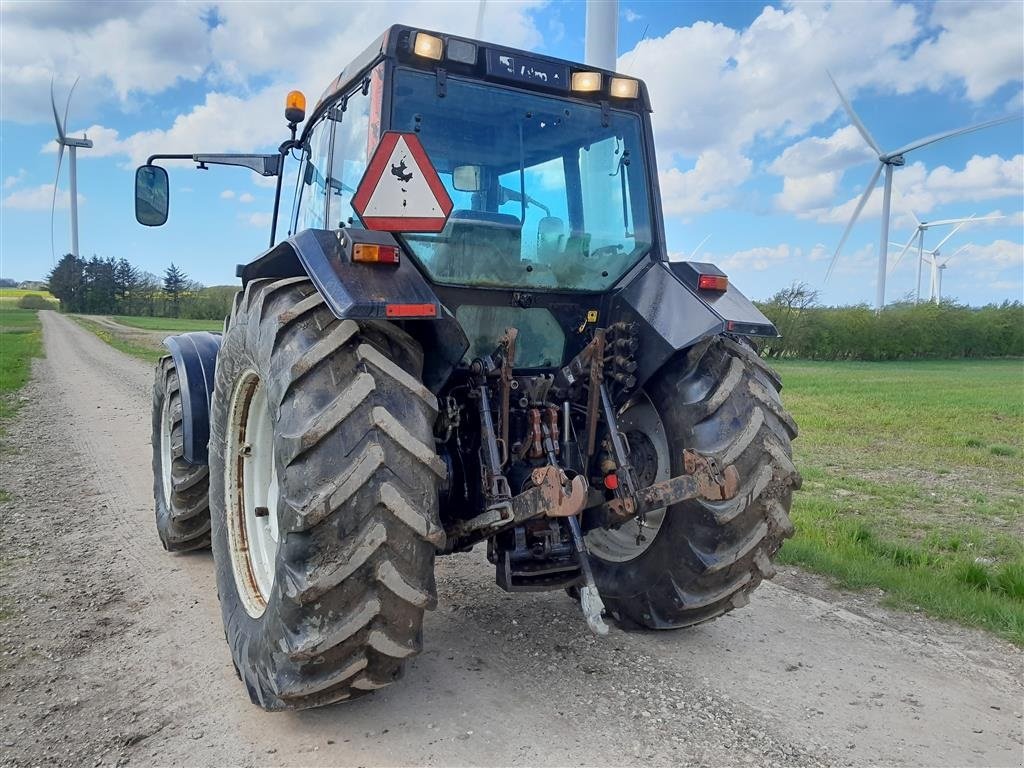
[1,310,1021,768]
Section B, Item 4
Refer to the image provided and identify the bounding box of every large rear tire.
[208,277,445,710]
[588,336,800,628]
[152,356,211,552]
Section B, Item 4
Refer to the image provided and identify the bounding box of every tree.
[758,282,820,358]
[163,263,188,317]
[115,258,142,314]
[47,254,86,312]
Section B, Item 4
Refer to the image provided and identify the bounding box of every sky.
[1,0,1022,306]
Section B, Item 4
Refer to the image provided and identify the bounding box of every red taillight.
[385,303,437,318]
[698,274,728,291]
[603,473,619,491]
[352,243,400,264]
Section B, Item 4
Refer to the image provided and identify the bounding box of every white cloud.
[619,2,1022,223]
[769,125,877,177]
[240,212,272,228]
[659,150,752,216]
[808,154,1023,224]
[2,184,83,211]
[961,240,1024,269]
[718,244,793,273]
[3,169,27,189]
[238,192,255,204]
[220,190,235,200]
[623,9,642,23]
[895,2,1024,101]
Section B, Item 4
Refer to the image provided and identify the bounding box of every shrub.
[17,294,54,310]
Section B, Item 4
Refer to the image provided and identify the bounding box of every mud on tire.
[590,335,800,628]
[209,277,445,710]
[152,356,212,552]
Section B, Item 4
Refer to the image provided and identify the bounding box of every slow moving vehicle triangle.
[352,131,453,232]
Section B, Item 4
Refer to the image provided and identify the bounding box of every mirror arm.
[145,153,282,176]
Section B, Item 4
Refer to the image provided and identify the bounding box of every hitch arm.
[594,450,740,524]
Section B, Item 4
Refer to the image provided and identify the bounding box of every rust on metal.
[497,327,517,465]
[594,450,740,523]
[523,465,589,519]
[584,329,606,458]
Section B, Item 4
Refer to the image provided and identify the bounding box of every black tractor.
[138,26,799,711]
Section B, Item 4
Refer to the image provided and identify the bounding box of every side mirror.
[135,165,169,226]
[453,165,482,192]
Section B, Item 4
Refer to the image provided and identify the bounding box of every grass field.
[0,307,43,428]
[773,358,1024,644]
[111,315,222,333]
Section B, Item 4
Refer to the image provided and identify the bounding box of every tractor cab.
[289,26,662,369]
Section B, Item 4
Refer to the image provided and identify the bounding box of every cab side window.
[292,118,331,232]
[326,75,375,229]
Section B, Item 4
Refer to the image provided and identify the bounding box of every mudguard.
[611,260,777,385]
[239,227,468,392]
[163,332,221,465]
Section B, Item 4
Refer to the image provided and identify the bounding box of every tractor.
[136,26,799,711]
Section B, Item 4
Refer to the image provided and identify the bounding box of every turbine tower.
[50,78,92,262]
[825,71,1019,311]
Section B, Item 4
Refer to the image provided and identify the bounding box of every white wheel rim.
[586,393,670,563]
[224,371,281,618]
[160,395,174,504]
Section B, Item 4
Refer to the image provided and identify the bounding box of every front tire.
[209,277,445,710]
[588,336,800,628]
[152,356,211,552]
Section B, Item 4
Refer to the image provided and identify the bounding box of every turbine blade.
[691,233,711,256]
[63,76,80,137]
[909,209,922,227]
[826,70,882,156]
[826,162,883,280]
[887,114,1022,159]
[925,214,1005,228]
[933,216,974,252]
[50,143,65,266]
[944,244,969,266]
[50,78,65,141]
[889,230,918,272]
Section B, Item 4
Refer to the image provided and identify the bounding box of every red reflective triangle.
[351,131,453,233]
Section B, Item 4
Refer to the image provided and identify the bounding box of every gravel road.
[1,310,1021,768]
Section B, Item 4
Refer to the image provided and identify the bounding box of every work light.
[571,72,602,92]
[609,77,639,99]
[412,32,444,60]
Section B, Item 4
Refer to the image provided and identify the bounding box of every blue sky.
[1,0,1021,306]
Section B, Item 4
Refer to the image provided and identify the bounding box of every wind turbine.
[825,71,1019,310]
[890,213,1002,302]
[50,77,92,263]
[922,244,968,303]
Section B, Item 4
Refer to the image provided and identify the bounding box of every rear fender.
[611,261,776,386]
[163,332,221,465]
[239,227,468,392]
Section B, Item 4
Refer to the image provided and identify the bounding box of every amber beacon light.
[285,90,306,124]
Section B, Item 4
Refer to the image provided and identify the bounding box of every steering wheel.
[589,244,625,259]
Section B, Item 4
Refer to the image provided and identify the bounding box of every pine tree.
[46,254,86,312]
[163,263,188,317]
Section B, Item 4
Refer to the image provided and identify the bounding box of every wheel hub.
[585,393,670,563]
[224,371,281,618]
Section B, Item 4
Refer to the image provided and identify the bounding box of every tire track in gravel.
[1,309,1020,767]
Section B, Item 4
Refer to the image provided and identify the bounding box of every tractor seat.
[436,210,523,280]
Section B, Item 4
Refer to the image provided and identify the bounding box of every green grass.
[111,315,222,332]
[0,307,43,425]
[773,358,1024,645]
[71,316,165,363]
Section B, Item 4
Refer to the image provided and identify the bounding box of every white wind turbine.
[825,71,1019,310]
[922,244,968,303]
[50,77,93,263]
[889,213,1002,302]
